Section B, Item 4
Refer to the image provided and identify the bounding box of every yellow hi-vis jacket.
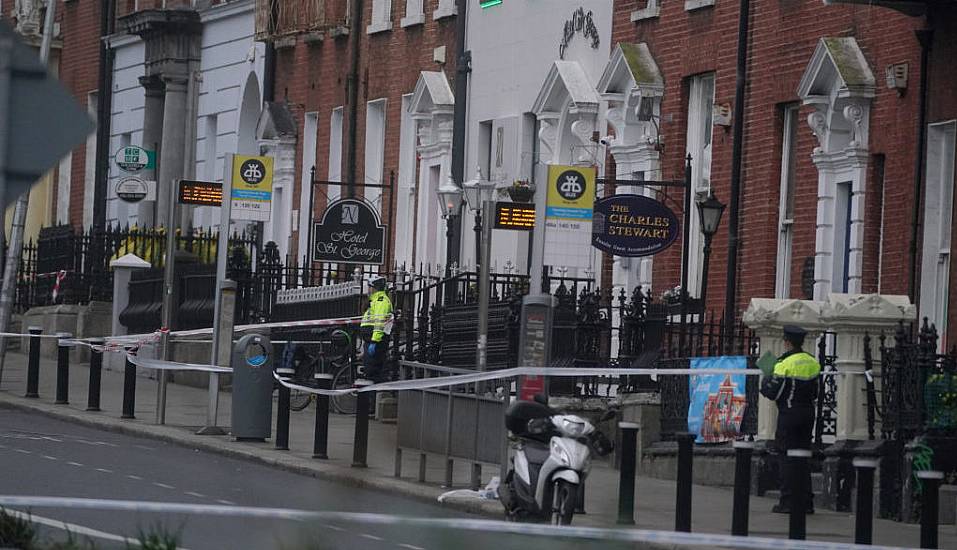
[760,350,821,409]
[360,290,393,343]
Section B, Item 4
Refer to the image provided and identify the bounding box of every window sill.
[366,20,392,35]
[684,0,715,11]
[630,6,660,22]
[433,4,457,20]
[400,13,425,28]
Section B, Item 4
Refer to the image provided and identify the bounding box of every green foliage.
[0,507,39,549]
[128,523,182,550]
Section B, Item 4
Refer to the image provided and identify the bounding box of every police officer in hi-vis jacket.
[760,325,821,514]
[359,275,393,382]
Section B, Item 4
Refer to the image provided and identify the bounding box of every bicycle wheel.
[331,362,357,415]
[289,354,316,412]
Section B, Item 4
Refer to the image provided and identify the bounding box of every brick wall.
[58,0,103,228]
[273,0,457,263]
[611,0,924,317]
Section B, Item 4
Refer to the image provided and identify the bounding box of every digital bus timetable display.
[179,180,223,206]
[494,202,535,231]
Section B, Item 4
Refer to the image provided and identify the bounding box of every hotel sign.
[591,194,679,257]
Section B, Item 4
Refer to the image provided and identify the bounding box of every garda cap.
[783,325,807,343]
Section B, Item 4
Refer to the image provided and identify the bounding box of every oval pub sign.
[591,194,679,257]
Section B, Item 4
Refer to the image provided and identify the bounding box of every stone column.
[138,75,165,226]
[742,298,827,440]
[821,293,916,441]
[157,75,189,228]
[108,253,151,370]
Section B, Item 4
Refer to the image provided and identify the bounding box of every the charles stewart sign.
[591,194,680,257]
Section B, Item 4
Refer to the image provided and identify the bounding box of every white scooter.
[500,396,614,525]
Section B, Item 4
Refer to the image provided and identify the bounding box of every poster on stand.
[687,356,748,443]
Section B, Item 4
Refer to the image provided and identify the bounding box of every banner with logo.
[687,356,748,444]
[544,164,595,269]
[230,155,274,221]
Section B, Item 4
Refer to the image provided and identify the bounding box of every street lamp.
[695,190,726,315]
[463,167,496,270]
[437,175,464,251]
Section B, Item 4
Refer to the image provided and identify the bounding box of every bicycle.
[284,329,357,414]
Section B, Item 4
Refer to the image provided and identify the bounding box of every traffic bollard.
[274,367,294,451]
[25,326,41,398]
[121,356,137,419]
[54,333,72,405]
[853,458,878,545]
[86,339,104,411]
[787,449,812,540]
[313,373,333,459]
[731,440,754,536]
[352,379,374,468]
[675,432,695,532]
[617,422,640,525]
[918,470,943,549]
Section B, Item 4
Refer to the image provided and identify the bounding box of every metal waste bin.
[231,334,274,441]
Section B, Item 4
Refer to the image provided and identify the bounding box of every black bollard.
[25,326,41,398]
[787,449,811,540]
[54,333,72,405]
[352,379,374,468]
[617,422,640,525]
[274,367,294,451]
[313,373,333,459]
[918,470,943,549]
[121,356,137,419]
[731,441,754,536]
[86,339,104,411]
[675,432,695,532]
[853,458,878,545]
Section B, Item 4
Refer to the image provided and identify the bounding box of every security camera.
[599,135,615,146]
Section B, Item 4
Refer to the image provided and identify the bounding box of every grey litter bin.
[231,334,274,441]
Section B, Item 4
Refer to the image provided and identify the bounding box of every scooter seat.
[523,440,551,465]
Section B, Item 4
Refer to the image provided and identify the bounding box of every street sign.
[591,194,680,257]
[179,180,223,206]
[544,164,595,268]
[230,155,274,221]
[313,198,386,265]
[113,145,155,172]
[494,202,535,231]
[0,20,94,207]
[114,176,155,203]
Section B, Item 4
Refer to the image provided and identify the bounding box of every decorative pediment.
[597,42,663,98]
[409,71,454,118]
[597,43,663,152]
[797,37,875,101]
[256,101,298,141]
[531,60,600,117]
[743,298,827,330]
[821,293,917,325]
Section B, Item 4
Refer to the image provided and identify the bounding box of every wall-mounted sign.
[494,202,535,231]
[178,180,223,206]
[544,164,595,268]
[114,176,155,203]
[230,155,274,221]
[114,145,155,172]
[559,7,600,60]
[591,194,679,257]
[313,198,386,265]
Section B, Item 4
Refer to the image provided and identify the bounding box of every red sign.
[519,375,546,401]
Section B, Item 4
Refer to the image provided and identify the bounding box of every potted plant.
[506,179,535,203]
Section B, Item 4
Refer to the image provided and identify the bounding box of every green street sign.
[114,145,155,172]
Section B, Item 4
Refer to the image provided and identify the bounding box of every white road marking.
[2,508,140,546]
[41,455,57,460]
[215,499,236,505]
[322,524,344,532]
[184,491,205,499]
[152,482,175,490]
[67,461,84,467]
[15,449,31,454]
[360,533,384,541]
[126,474,143,480]
[95,468,113,474]
[0,443,7,449]
[398,544,426,550]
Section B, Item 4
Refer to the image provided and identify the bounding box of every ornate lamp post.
[437,175,464,262]
[462,167,496,270]
[695,190,726,315]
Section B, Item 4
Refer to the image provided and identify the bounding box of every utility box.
[231,333,274,441]
[517,294,557,401]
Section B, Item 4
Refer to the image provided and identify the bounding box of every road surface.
[0,410,637,550]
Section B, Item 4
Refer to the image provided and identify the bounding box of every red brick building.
[261,0,459,268]
[608,0,951,337]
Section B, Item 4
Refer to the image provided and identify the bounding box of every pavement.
[0,350,953,549]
